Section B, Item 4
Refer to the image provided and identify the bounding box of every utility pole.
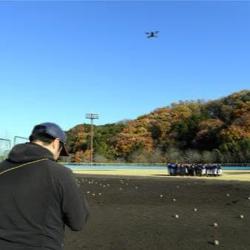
[85,113,99,165]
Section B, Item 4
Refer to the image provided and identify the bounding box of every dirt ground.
[64,174,250,250]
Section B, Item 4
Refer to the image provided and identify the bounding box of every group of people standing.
[167,163,223,177]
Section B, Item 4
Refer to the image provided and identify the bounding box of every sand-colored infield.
[73,169,250,182]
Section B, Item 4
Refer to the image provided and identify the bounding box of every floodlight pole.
[85,113,99,165]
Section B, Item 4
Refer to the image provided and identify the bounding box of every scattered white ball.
[98,193,102,196]
[214,240,219,246]
[213,222,218,228]
[193,208,198,212]
[135,186,138,189]
[86,191,90,194]
[240,214,244,219]
[92,193,96,197]
[173,198,177,202]
[247,197,250,200]
[160,194,164,198]
[226,193,230,197]
[174,214,179,219]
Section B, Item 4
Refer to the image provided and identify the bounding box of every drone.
[145,31,159,38]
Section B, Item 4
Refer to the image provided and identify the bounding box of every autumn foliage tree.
[66,90,250,163]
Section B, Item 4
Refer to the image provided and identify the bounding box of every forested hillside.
[66,90,250,163]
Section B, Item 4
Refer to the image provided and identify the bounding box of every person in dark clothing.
[0,122,89,250]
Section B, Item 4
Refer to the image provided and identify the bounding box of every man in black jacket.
[0,122,89,250]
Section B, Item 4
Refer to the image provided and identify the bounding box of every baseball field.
[64,170,250,250]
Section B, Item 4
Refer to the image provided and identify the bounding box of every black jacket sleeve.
[60,168,89,231]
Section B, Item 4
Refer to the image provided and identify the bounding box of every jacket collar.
[7,143,54,163]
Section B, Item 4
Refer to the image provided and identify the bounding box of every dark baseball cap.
[30,122,69,156]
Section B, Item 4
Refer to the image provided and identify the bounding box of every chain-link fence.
[0,138,11,160]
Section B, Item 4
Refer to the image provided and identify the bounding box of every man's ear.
[52,138,60,149]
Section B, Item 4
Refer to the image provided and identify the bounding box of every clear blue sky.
[0,1,249,143]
